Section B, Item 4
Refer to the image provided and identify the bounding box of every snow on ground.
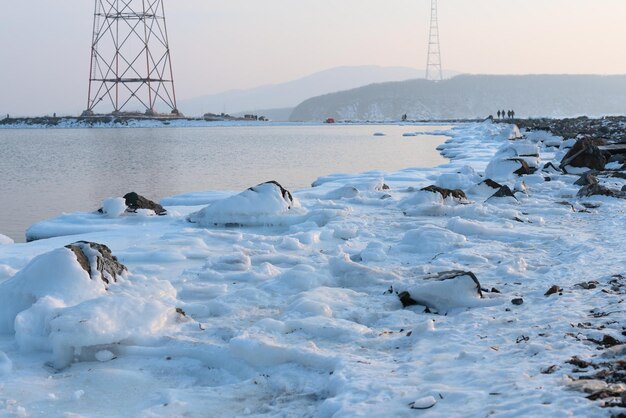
[1,121,625,417]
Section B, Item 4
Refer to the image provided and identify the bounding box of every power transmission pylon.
[83,0,181,116]
[425,0,443,82]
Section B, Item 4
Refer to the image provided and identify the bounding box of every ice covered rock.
[48,295,177,369]
[65,241,127,286]
[485,158,536,182]
[401,186,468,217]
[0,248,107,334]
[324,186,360,200]
[0,234,13,245]
[409,396,437,410]
[560,138,607,173]
[397,271,485,313]
[396,225,466,254]
[188,181,306,227]
[124,192,166,215]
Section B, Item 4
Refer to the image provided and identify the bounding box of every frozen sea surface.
[1,122,625,417]
[0,124,447,242]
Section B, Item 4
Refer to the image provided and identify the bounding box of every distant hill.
[178,66,458,119]
[289,75,626,121]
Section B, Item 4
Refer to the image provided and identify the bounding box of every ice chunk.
[102,197,127,218]
[0,248,106,334]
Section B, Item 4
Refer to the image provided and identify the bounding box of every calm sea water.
[0,124,449,242]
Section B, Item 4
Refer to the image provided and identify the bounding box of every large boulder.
[396,271,485,313]
[574,172,599,186]
[123,192,166,215]
[560,139,607,173]
[577,184,625,199]
[65,241,127,286]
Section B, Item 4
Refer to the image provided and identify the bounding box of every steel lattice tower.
[84,0,180,116]
[425,0,443,82]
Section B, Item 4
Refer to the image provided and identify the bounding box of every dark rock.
[541,365,558,374]
[608,154,626,164]
[398,291,418,308]
[577,184,619,198]
[575,281,598,290]
[65,241,127,286]
[489,185,518,200]
[123,192,166,215]
[567,356,591,368]
[481,179,502,189]
[544,285,562,296]
[250,181,294,207]
[622,185,626,192]
[421,185,467,201]
[175,308,186,317]
[560,139,607,172]
[574,172,599,186]
[542,162,562,173]
[602,335,621,347]
[510,159,537,176]
[511,298,524,305]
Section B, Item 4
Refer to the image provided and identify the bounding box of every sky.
[1,0,626,116]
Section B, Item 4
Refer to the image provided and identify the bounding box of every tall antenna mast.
[426,0,443,82]
[83,0,180,116]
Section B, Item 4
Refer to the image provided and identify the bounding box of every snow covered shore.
[1,122,625,417]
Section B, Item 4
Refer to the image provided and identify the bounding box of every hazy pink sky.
[1,0,625,115]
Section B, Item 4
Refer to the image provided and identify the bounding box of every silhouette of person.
[511,110,516,119]
[402,114,408,122]
[502,110,506,120]
[497,110,501,119]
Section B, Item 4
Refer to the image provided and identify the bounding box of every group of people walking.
[497,109,516,119]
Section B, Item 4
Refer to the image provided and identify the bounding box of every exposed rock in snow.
[577,183,624,199]
[421,185,468,201]
[188,181,306,227]
[560,138,607,173]
[574,172,599,186]
[488,185,518,203]
[397,271,487,313]
[124,192,167,215]
[65,241,127,286]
